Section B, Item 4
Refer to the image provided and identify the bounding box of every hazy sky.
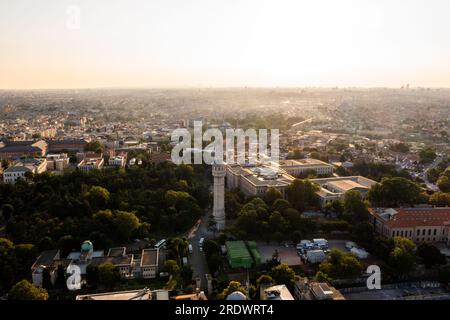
[1,0,450,89]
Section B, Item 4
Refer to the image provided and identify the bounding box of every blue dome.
[81,240,93,252]
[226,291,247,300]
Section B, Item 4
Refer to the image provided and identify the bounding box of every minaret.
[212,162,226,231]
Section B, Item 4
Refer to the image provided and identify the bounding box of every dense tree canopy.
[419,147,437,164]
[8,280,48,300]
[416,243,446,269]
[0,238,37,294]
[0,163,209,250]
[388,237,417,277]
[369,177,424,207]
[429,192,450,206]
[318,249,363,280]
[232,196,317,242]
[286,179,320,211]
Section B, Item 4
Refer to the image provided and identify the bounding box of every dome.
[226,291,247,300]
[81,240,93,252]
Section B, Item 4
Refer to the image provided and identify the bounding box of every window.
[417,230,420,236]
[434,229,437,235]
[422,229,425,236]
[428,229,431,236]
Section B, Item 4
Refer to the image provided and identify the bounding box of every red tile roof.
[371,207,450,228]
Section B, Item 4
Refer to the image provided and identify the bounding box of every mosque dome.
[226,291,248,300]
[81,240,93,252]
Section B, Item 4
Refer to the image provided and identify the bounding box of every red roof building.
[369,207,450,245]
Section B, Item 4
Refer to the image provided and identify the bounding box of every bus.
[155,239,166,249]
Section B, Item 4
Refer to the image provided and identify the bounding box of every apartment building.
[3,158,47,184]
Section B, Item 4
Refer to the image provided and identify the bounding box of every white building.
[77,157,104,173]
[278,159,334,176]
[46,153,70,171]
[3,158,47,184]
[108,155,126,168]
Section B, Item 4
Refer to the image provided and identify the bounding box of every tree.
[114,210,140,241]
[319,249,363,279]
[416,242,446,268]
[164,259,181,290]
[291,230,303,245]
[165,259,181,276]
[216,280,247,300]
[86,186,110,210]
[369,177,422,207]
[203,240,220,257]
[264,187,283,206]
[437,176,450,193]
[343,191,369,222]
[8,280,48,300]
[168,237,188,265]
[270,263,297,286]
[331,200,344,216]
[315,271,332,283]
[58,235,77,257]
[388,237,416,277]
[419,147,437,164]
[256,274,273,288]
[84,141,104,153]
[390,143,410,153]
[1,204,14,221]
[86,265,99,288]
[429,192,450,206]
[207,215,218,238]
[225,191,243,220]
[286,179,320,211]
[98,263,121,289]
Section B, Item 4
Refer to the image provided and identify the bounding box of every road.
[422,155,443,191]
[186,212,212,291]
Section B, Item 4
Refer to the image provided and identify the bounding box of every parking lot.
[255,239,364,267]
[256,242,303,266]
[328,239,349,252]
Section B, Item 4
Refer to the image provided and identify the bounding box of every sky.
[1,0,450,89]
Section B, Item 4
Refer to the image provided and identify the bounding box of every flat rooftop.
[279,159,333,167]
[140,248,159,266]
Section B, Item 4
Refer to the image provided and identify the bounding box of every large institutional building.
[369,207,450,245]
[3,158,48,184]
[226,161,376,207]
[278,159,334,177]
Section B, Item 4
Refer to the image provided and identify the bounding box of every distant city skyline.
[1,0,450,89]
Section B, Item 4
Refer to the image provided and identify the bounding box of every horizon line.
[1,85,450,91]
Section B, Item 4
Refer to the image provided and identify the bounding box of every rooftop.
[140,248,159,266]
[279,158,333,167]
[31,249,59,269]
[262,285,295,300]
[370,207,450,228]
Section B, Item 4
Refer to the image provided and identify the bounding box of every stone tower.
[212,163,226,231]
